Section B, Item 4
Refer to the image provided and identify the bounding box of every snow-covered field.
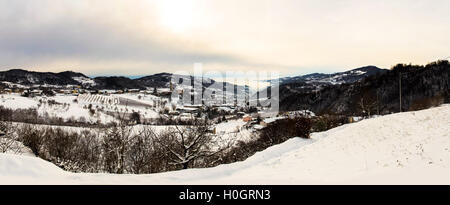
[0,94,39,109]
[0,93,163,124]
[1,104,449,184]
[0,94,117,123]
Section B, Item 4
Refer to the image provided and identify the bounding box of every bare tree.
[358,96,377,118]
[148,119,232,169]
[130,112,141,124]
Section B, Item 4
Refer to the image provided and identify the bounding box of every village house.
[22,89,43,97]
[3,88,12,94]
[168,110,180,116]
[242,115,252,122]
[31,89,43,96]
[127,89,140,93]
[176,106,199,114]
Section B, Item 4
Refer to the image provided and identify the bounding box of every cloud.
[0,0,244,74]
[0,20,239,63]
[1,0,450,76]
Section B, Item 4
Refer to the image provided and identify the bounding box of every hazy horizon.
[0,64,385,80]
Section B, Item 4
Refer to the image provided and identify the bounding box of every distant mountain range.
[275,62,449,115]
[0,66,386,90]
[0,69,89,86]
[1,62,448,115]
[0,69,246,95]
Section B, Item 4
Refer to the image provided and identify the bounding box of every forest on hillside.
[280,60,450,116]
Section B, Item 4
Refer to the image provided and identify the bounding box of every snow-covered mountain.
[0,69,89,86]
[0,66,385,90]
[278,66,387,85]
[277,62,450,114]
[0,69,243,92]
[1,104,449,184]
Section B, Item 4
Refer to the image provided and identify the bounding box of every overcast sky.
[0,0,449,76]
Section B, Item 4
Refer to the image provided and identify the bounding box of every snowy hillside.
[0,93,165,124]
[278,66,386,85]
[1,105,449,184]
[0,94,117,124]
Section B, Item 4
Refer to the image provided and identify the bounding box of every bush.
[16,125,102,172]
[409,95,445,111]
[17,125,45,156]
[311,115,348,132]
[260,117,312,145]
[42,88,55,97]
[45,128,79,162]
[73,130,102,172]
[130,112,141,124]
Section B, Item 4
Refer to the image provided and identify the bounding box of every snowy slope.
[0,105,449,184]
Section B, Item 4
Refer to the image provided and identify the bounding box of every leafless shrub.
[10,114,233,174]
[311,115,348,132]
[260,117,312,145]
[358,97,377,118]
[16,124,45,156]
[409,95,445,111]
[43,127,81,170]
[126,128,160,174]
[73,129,102,172]
[0,121,22,154]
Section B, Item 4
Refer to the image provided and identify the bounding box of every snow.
[0,153,68,184]
[287,110,316,117]
[352,70,367,75]
[36,95,117,124]
[112,93,159,104]
[0,93,165,124]
[0,94,39,109]
[1,105,449,184]
[72,77,96,86]
[0,139,34,157]
[1,81,28,88]
[214,119,253,144]
[215,120,246,133]
[263,116,285,124]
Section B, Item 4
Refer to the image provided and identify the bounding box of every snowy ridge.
[0,105,449,184]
